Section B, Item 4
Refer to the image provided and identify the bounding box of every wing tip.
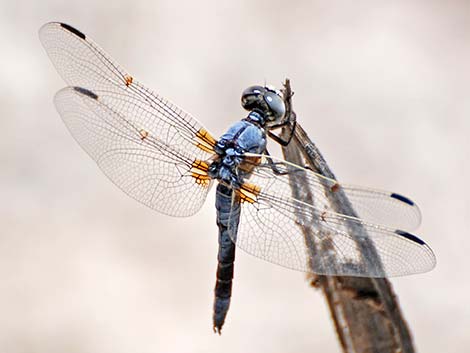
[396,230,437,271]
[394,229,425,245]
[59,23,86,39]
[390,192,415,206]
[39,22,86,40]
[73,86,98,100]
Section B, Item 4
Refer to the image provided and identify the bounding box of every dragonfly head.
[241,85,286,126]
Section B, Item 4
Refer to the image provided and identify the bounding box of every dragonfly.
[39,22,436,333]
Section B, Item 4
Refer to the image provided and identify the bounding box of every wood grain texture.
[280,79,414,353]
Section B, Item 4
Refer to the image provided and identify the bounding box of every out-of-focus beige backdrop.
[1,1,469,352]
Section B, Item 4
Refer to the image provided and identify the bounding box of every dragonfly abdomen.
[213,184,241,333]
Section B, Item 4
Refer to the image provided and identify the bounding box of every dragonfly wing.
[224,156,435,277]
[40,22,216,216]
[340,185,421,231]
[39,22,217,162]
[54,86,213,216]
[245,154,421,231]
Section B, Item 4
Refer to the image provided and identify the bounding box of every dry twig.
[280,79,414,353]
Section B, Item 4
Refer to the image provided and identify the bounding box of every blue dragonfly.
[39,22,436,333]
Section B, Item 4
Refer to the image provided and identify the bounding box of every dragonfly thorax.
[209,119,267,187]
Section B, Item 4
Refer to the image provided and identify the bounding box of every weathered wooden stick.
[280,79,414,353]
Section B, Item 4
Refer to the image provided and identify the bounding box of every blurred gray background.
[1,0,469,352]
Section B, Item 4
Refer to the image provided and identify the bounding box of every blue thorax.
[209,115,267,187]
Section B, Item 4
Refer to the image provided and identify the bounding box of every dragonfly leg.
[264,149,290,176]
[267,118,297,146]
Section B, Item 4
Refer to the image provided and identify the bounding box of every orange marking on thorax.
[195,128,216,152]
[191,159,211,186]
[125,75,133,86]
[237,182,261,203]
[239,156,262,174]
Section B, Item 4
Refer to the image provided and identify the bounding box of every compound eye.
[243,85,265,95]
[241,85,267,111]
[264,91,286,121]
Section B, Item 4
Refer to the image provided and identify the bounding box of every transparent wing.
[54,86,213,216]
[39,22,217,161]
[224,155,435,277]
[40,22,216,216]
[340,185,421,231]
[247,154,421,231]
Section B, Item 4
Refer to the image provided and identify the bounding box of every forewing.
[225,156,435,277]
[341,185,421,231]
[39,22,217,163]
[40,22,216,216]
[245,154,421,231]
